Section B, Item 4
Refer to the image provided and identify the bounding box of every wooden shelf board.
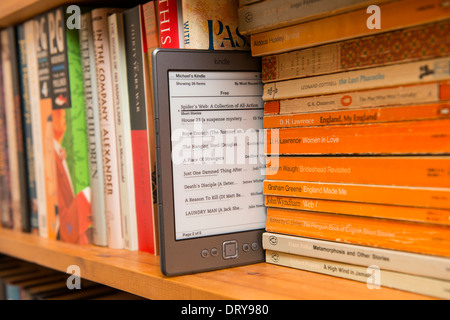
[0,227,433,300]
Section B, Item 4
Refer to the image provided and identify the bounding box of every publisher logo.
[366,265,381,290]
[66,265,81,289]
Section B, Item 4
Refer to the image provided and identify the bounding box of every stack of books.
[239,0,450,298]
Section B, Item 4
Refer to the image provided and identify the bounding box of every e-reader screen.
[153,49,266,276]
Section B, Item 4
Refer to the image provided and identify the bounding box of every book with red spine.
[157,0,184,48]
[123,4,157,254]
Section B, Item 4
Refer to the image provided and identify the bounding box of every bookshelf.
[0,0,440,300]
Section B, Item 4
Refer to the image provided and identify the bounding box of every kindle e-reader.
[152,49,266,276]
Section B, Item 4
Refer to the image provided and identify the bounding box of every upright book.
[92,7,124,249]
[34,13,59,239]
[123,5,157,254]
[79,11,108,247]
[47,6,92,244]
[0,27,29,232]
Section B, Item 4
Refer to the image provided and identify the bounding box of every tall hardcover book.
[16,23,39,233]
[47,7,92,244]
[109,11,138,251]
[182,0,249,50]
[123,5,157,254]
[1,27,29,232]
[24,19,48,238]
[79,12,108,247]
[91,7,124,249]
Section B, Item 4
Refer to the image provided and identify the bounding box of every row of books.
[0,255,144,300]
[240,0,450,299]
[0,0,246,253]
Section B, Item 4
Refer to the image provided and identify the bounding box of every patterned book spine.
[92,8,124,249]
[17,23,39,233]
[79,12,108,247]
[182,0,249,50]
[24,19,48,238]
[263,57,450,101]
[262,20,450,82]
[47,7,92,244]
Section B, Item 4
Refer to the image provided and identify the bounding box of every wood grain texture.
[0,228,433,300]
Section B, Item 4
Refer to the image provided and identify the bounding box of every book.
[91,7,124,249]
[263,57,450,101]
[239,0,390,36]
[265,195,450,226]
[157,0,184,48]
[108,11,138,251]
[123,4,157,254]
[142,0,162,255]
[16,23,39,234]
[266,156,450,188]
[264,103,450,129]
[24,19,48,238]
[265,119,450,155]
[0,52,12,229]
[182,0,249,50]
[263,180,450,209]
[261,20,450,82]
[262,232,450,281]
[47,6,92,244]
[1,27,29,232]
[265,207,450,257]
[265,81,450,115]
[34,13,59,239]
[79,12,108,247]
[250,0,450,56]
[265,250,450,299]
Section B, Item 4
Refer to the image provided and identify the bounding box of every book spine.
[251,0,450,56]
[264,195,450,226]
[265,119,450,155]
[142,1,161,255]
[261,20,450,82]
[266,80,450,115]
[79,12,108,247]
[182,0,249,50]
[265,207,450,257]
[239,0,389,36]
[1,28,29,232]
[264,103,450,129]
[265,250,450,299]
[267,156,450,188]
[35,13,60,239]
[17,23,39,234]
[48,7,92,244]
[263,180,450,209]
[123,5,156,254]
[263,57,450,101]
[108,12,138,251]
[263,232,450,281]
[92,8,124,249]
[157,0,183,48]
[0,56,12,228]
[24,19,47,238]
